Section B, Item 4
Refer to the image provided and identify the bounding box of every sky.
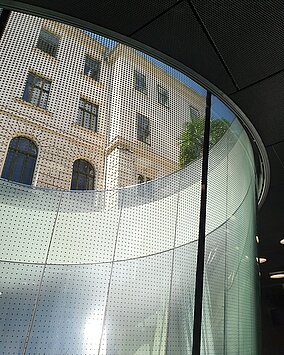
[86,31,236,123]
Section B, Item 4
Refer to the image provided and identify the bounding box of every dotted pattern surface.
[0,9,258,355]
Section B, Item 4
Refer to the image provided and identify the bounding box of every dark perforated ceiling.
[1,0,284,349]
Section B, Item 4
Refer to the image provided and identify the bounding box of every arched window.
[71,159,95,190]
[1,136,38,185]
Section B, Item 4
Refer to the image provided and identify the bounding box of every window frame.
[136,113,151,145]
[134,71,147,94]
[1,136,38,185]
[77,98,99,132]
[84,55,101,81]
[71,159,95,190]
[157,84,169,107]
[22,72,51,109]
[36,28,59,58]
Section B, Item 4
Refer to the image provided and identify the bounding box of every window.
[78,98,99,131]
[134,71,147,94]
[23,73,51,109]
[71,159,95,190]
[157,85,169,106]
[84,55,101,81]
[36,29,59,57]
[190,106,200,120]
[137,114,150,144]
[1,137,37,185]
[0,9,11,39]
[138,174,151,184]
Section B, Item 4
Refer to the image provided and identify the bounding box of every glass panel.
[100,251,172,354]
[0,9,261,355]
[0,262,44,354]
[25,264,112,354]
[0,181,61,263]
[21,156,36,184]
[166,242,198,354]
[203,96,258,354]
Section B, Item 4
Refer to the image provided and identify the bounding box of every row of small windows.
[22,72,99,131]
[1,137,95,190]
[21,71,198,145]
[36,28,171,107]
[134,71,170,107]
[37,29,101,81]
[21,71,148,142]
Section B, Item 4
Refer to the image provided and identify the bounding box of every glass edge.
[0,0,270,207]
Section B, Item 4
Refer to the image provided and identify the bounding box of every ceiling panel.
[14,0,177,35]
[131,0,236,93]
[230,72,284,146]
[266,145,284,187]
[191,0,284,89]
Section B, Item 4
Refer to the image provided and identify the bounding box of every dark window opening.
[84,55,101,81]
[71,159,95,190]
[78,98,99,131]
[1,136,38,185]
[134,71,147,94]
[37,28,59,57]
[157,85,169,107]
[23,73,51,109]
[137,114,150,145]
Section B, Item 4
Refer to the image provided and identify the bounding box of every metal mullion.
[81,108,85,128]
[94,112,98,131]
[89,110,93,130]
[192,91,212,355]
[38,85,43,107]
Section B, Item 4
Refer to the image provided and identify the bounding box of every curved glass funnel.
[0,8,263,355]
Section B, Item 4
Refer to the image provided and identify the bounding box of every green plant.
[179,117,229,167]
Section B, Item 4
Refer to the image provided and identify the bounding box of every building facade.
[0,11,206,190]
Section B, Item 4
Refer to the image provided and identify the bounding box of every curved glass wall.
[0,8,265,354]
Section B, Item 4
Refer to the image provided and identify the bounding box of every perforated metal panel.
[0,8,259,355]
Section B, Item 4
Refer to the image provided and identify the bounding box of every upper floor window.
[137,114,150,145]
[84,55,101,81]
[71,159,95,190]
[190,106,200,120]
[23,73,51,109]
[37,29,59,57]
[78,98,99,131]
[1,136,38,185]
[157,85,169,107]
[134,71,147,94]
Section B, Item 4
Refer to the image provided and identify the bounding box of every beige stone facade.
[0,11,206,190]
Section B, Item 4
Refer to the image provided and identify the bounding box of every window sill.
[15,98,53,116]
[158,102,170,109]
[134,88,148,96]
[72,122,99,134]
[137,139,151,147]
[32,47,59,63]
[81,73,104,87]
